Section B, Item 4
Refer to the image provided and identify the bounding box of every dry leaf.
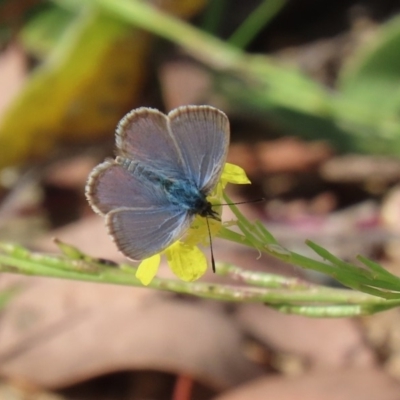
[235,305,375,369]
[213,368,400,400]
[0,275,262,389]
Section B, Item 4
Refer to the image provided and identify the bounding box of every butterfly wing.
[167,106,230,194]
[86,159,170,216]
[86,159,193,260]
[106,207,192,260]
[115,108,187,181]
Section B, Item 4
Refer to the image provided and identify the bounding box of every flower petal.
[165,242,207,281]
[136,254,160,285]
[185,215,221,246]
[221,163,251,185]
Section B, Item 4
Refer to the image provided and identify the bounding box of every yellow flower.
[136,162,250,285]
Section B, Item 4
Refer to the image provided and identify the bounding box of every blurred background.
[1,0,400,398]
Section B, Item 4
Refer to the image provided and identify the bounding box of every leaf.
[338,16,400,115]
[0,8,151,169]
[82,0,400,156]
[214,368,400,400]
[335,16,400,153]
[0,275,262,389]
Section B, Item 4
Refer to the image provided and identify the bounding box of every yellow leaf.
[0,9,151,169]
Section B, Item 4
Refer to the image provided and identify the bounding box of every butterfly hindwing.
[106,207,193,260]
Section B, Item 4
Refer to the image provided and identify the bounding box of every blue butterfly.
[85,105,230,261]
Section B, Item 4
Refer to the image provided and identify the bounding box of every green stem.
[201,0,228,35]
[1,246,399,308]
[58,0,328,114]
[53,0,400,150]
[270,304,366,317]
[229,0,286,49]
[218,192,400,299]
[92,0,243,69]
[217,263,313,289]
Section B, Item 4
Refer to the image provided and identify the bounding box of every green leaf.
[336,15,400,153]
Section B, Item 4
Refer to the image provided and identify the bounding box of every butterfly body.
[116,155,218,220]
[86,105,229,261]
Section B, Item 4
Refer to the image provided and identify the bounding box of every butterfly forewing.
[168,106,230,193]
[116,108,186,181]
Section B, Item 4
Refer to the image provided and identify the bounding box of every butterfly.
[85,105,230,263]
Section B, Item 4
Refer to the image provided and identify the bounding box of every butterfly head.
[195,199,221,221]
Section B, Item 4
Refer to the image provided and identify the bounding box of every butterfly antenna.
[213,198,265,207]
[205,217,216,273]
